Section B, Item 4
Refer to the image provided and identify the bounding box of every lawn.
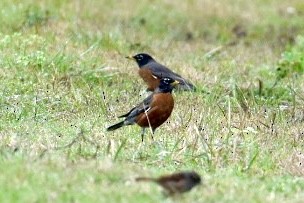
[1,0,304,202]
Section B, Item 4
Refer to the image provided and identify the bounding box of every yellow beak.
[171,80,180,86]
[125,55,135,60]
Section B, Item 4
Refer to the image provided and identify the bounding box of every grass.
[1,0,304,202]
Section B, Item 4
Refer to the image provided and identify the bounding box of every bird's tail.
[107,121,124,131]
[135,177,156,182]
[177,79,196,91]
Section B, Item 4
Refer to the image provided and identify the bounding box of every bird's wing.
[157,173,188,194]
[146,62,182,78]
[118,94,153,120]
[158,172,185,182]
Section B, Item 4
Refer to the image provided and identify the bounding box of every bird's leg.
[150,128,155,141]
[141,128,146,142]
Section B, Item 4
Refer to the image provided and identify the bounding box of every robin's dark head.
[158,77,179,93]
[126,53,155,67]
[187,171,201,185]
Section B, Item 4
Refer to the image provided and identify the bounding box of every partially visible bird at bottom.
[106,77,179,142]
[136,171,201,195]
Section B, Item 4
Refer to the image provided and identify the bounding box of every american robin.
[106,77,179,142]
[126,53,195,91]
[136,171,201,195]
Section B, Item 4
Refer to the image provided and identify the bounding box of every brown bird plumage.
[106,77,179,142]
[136,171,201,195]
[126,53,196,91]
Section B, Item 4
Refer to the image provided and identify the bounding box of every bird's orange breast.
[138,68,160,91]
[136,93,174,129]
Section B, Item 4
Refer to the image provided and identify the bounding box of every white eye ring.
[163,78,171,84]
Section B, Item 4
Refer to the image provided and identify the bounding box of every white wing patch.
[144,106,151,113]
[152,74,158,79]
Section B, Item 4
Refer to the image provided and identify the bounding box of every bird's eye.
[164,78,170,83]
[137,55,143,60]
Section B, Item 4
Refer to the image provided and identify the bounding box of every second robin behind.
[126,53,196,91]
[106,77,179,142]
